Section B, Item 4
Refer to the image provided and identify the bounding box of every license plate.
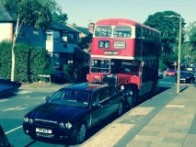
[36,128,52,134]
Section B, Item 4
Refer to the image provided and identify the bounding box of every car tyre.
[71,123,87,144]
[117,102,124,116]
[124,88,137,109]
[126,94,134,109]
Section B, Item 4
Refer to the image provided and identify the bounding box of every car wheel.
[71,123,87,144]
[117,102,124,116]
[126,94,134,109]
[124,88,137,109]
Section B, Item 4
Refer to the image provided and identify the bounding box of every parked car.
[178,71,195,83]
[164,69,176,76]
[0,125,12,147]
[23,82,125,144]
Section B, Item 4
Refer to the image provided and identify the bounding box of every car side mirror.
[45,96,50,102]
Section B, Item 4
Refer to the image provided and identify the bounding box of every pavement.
[81,84,196,147]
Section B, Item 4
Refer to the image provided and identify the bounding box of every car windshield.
[49,89,90,107]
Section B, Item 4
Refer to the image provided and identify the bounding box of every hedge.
[0,41,50,83]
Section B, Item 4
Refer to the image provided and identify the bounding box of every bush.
[0,41,12,79]
[63,63,89,83]
[0,42,50,82]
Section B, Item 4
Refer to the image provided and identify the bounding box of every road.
[0,77,176,147]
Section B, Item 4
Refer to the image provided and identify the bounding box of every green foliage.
[160,53,176,69]
[187,22,196,46]
[2,0,57,30]
[63,64,73,81]
[144,11,186,68]
[0,41,12,79]
[52,5,68,24]
[0,42,50,82]
[186,22,196,63]
[63,63,89,83]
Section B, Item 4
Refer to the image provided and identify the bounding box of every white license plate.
[36,128,52,134]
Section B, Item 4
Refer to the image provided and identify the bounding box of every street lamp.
[165,15,182,93]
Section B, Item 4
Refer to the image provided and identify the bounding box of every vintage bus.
[86,18,161,107]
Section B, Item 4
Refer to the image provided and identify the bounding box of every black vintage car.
[23,83,125,144]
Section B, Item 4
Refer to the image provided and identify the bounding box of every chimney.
[88,23,95,33]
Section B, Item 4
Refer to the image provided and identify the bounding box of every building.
[0,2,13,42]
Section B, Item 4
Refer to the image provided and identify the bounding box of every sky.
[56,0,196,27]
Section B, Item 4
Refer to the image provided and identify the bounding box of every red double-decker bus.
[87,18,161,107]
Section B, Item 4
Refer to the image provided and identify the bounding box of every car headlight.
[24,117,33,124]
[24,117,29,122]
[59,122,72,129]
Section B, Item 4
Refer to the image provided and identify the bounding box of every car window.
[49,89,89,107]
[106,86,117,97]
[92,88,107,103]
[92,90,101,104]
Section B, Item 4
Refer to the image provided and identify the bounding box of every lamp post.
[166,15,182,93]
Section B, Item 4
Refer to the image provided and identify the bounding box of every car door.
[101,86,120,118]
[89,89,105,126]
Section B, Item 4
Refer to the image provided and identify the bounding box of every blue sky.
[56,0,195,27]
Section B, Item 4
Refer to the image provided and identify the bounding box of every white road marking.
[0,99,9,103]
[5,126,23,135]
[17,90,33,94]
[2,106,28,111]
[165,104,185,108]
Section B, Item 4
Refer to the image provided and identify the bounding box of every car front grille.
[34,119,58,128]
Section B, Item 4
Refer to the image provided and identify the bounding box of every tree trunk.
[10,16,24,81]
[10,41,16,81]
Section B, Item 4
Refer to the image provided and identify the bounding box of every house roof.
[49,22,80,33]
[0,2,13,22]
[68,24,92,36]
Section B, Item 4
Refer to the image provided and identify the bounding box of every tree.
[186,22,196,63]
[2,0,59,81]
[0,42,50,82]
[144,11,186,69]
[52,6,68,23]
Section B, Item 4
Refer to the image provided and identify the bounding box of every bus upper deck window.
[113,26,131,38]
[95,26,112,37]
